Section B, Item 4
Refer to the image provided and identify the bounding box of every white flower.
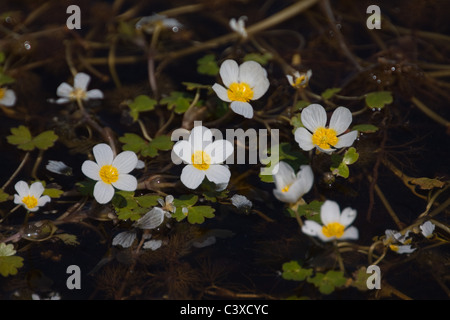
[230,194,252,209]
[286,69,312,88]
[81,143,138,204]
[294,104,358,154]
[46,160,73,176]
[272,162,314,204]
[172,125,233,189]
[302,200,358,242]
[55,72,103,104]
[0,87,16,107]
[212,59,270,119]
[13,181,51,212]
[384,229,416,254]
[134,207,165,230]
[158,195,176,217]
[229,16,247,38]
[420,221,435,239]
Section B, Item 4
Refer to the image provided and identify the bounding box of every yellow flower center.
[69,88,87,101]
[227,82,254,102]
[0,88,5,99]
[99,165,119,184]
[22,195,38,210]
[312,127,338,150]
[281,184,291,193]
[322,222,345,238]
[191,151,211,171]
[293,75,306,88]
[389,244,399,252]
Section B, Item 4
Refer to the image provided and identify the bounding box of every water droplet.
[21,220,55,241]
[23,41,31,50]
[391,66,396,72]
[172,26,179,33]
[376,79,381,84]
[372,75,377,80]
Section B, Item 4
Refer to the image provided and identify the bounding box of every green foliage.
[293,100,310,111]
[6,126,58,151]
[119,133,173,158]
[128,95,157,121]
[172,195,215,224]
[365,91,393,109]
[0,52,15,86]
[196,54,219,76]
[112,191,162,221]
[321,88,341,100]
[307,270,347,295]
[0,189,9,203]
[352,124,379,133]
[290,200,323,223]
[43,188,64,198]
[0,255,23,277]
[54,233,80,246]
[330,147,359,178]
[243,53,273,65]
[160,91,193,114]
[282,261,313,281]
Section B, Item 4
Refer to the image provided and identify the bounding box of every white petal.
[29,181,45,198]
[294,127,315,151]
[295,165,314,194]
[230,194,252,209]
[93,143,114,166]
[301,104,327,132]
[172,140,192,164]
[112,231,137,248]
[273,189,298,204]
[340,226,359,240]
[81,160,101,181]
[302,220,322,237]
[180,165,205,189]
[93,181,115,204]
[212,84,231,102]
[0,89,16,106]
[189,125,213,151]
[86,89,104,100]
[334,130,358,149]
[238,60,266,88]
[112,151,138,174]
[205,165,231,185]
[74,72,91,90]
[251,77,270,100]
[219,59,239,87]
[14,181,30,198]
[329,107,352,135]
[112,174,137,191]
[204,139,234,164]
[230,101,253,118]
[14,194,22,205]
[56,82,73,98]
[135,207,165,229]
[272,161,295,191]
[339,207,357,227]
[320,200,341,225]
[55,98,70,104]
[143,239,163,250]
[286,74,294,86]
[37,195,51,207]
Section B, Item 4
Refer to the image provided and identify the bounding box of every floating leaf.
[350,267,370,291]
[294,100,310,111]
[281,261,313,281]
[352,124,379,133]
[160,91,193,114]
[54,233,80,246]
[6,126,58,151]
[128,95,157,121]
[43,188,64,198]
[119,133,173,158]
[365,91,393,109]
[321,88,341,100]
[197,54,219,76]
[295,200,323,223]
[0,255,24,277]
[343,147,359,165]
[307,270,347,295]
[186,206,215,224]
[410,177,445,190]
[135,194,161,208]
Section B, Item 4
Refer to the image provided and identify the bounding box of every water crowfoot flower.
[172,126,233,189]
[229,16,248,38]
[286,70,312,89]
[295,104,358,154]
[0,87,16,107]
[54,72,103,104]
[420,221,435,238]
[13,181,51,212]
[81,143,138,204]
[272,162,314,204]
[383,229,416,254]
[212,59,270,119]
[302,200,358,242]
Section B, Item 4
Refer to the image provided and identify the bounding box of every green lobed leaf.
[119,133,147,153]
[128,95,157,121]
[307,270,347,295]
[0,189,9,203]
[32,131,58,150]
[0,255,24,277]
[282,261,313,281]
[186,205,215,224]
[296,200,323,223]
[160,91,193,114]
[365,91,393,109]
[321,88,341,100]
[135,194,162,208]
[196,54,219,76]
[6,126,58,151]
[43,188,64,198]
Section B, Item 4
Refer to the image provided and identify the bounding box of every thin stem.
[2,152,30,190]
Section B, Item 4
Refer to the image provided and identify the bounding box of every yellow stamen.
[99,165,119,184]
[69,88,87,101]
[191,151,211,171]
[227,82,254,102]
[294,75,306,88]
[312,127,338,150]
[322,222,345,238]
[389,244,399,252]
[281,185,291,193]
[0,88,5,99]
[22,195,38,210]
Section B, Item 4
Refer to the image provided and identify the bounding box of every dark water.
[0,0,449,300]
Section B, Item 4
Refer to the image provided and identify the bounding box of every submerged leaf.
[197,54,219,76]
[282,261,313,281]
[365,91,393,109]
[0,255,23,277]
